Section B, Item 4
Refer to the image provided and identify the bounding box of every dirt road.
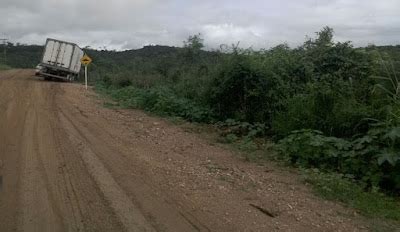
[0,70,368,231]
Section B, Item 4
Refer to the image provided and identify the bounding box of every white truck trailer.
[37,38,84,81]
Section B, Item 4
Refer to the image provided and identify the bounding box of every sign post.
[85,65,88,89]
[80,54,93,90]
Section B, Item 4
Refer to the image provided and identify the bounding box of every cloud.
[0,0,399,50]
[202,24,265,49]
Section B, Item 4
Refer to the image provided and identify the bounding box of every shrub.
[209,52,284,123]
[0,64,11,70]
[276,128,400,193]
[217,119,267,138]
[304,170,400,221]
[102,85,215,123]
[113,74,132,87]
[272,79,374,138]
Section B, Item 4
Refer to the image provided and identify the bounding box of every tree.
[304,26,334,50]
[182,33,204,64]
[184,33,204,51]
[315,26,334,47]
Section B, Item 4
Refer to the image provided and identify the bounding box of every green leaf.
[383,127,400,141]
[377,151,400,166]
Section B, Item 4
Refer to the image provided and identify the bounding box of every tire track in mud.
[0,70,39,231]
[25,80,126,232]
[18,103,64,232]
[0,71,126,232]
[58,110,155,231]
[57,94,210,232]
[32,82,86,232]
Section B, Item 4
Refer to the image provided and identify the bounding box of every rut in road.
[0,70,368,232]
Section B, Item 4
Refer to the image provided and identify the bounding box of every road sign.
[81,54,92,90]
[81,54,92,66]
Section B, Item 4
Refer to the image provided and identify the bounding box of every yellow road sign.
[81,54,92,66]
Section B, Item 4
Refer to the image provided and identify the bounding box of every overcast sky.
[1,0,399,50]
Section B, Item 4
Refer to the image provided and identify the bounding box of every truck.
[36,38,84,81]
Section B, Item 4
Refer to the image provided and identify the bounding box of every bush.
[113,75,133,88]
[217,119,267,138]
[0,64,11,70]
[209,52,286,123]
[276,128,400,193]
[304,170,400,221]
[101,85,215,123]
[272,79,374,138]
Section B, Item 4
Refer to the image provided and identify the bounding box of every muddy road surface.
[0,70,368,231]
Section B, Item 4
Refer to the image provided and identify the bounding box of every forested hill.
[0,44,43,68]
[1,42,399,71]
[85,45,183,68]
[0,43,211,70]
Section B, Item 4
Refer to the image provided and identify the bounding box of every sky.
[0,0,399,50]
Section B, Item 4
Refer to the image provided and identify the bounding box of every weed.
[0,64,11,70]
[303,169,400,221]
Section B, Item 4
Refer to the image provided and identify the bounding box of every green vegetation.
[0,63,11,70]
[93,28,400,222]
[96,84,214,122]
[0,43,42,68]
[1,27,400,222]
[93,28,400,192]
[304,170,400,220]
